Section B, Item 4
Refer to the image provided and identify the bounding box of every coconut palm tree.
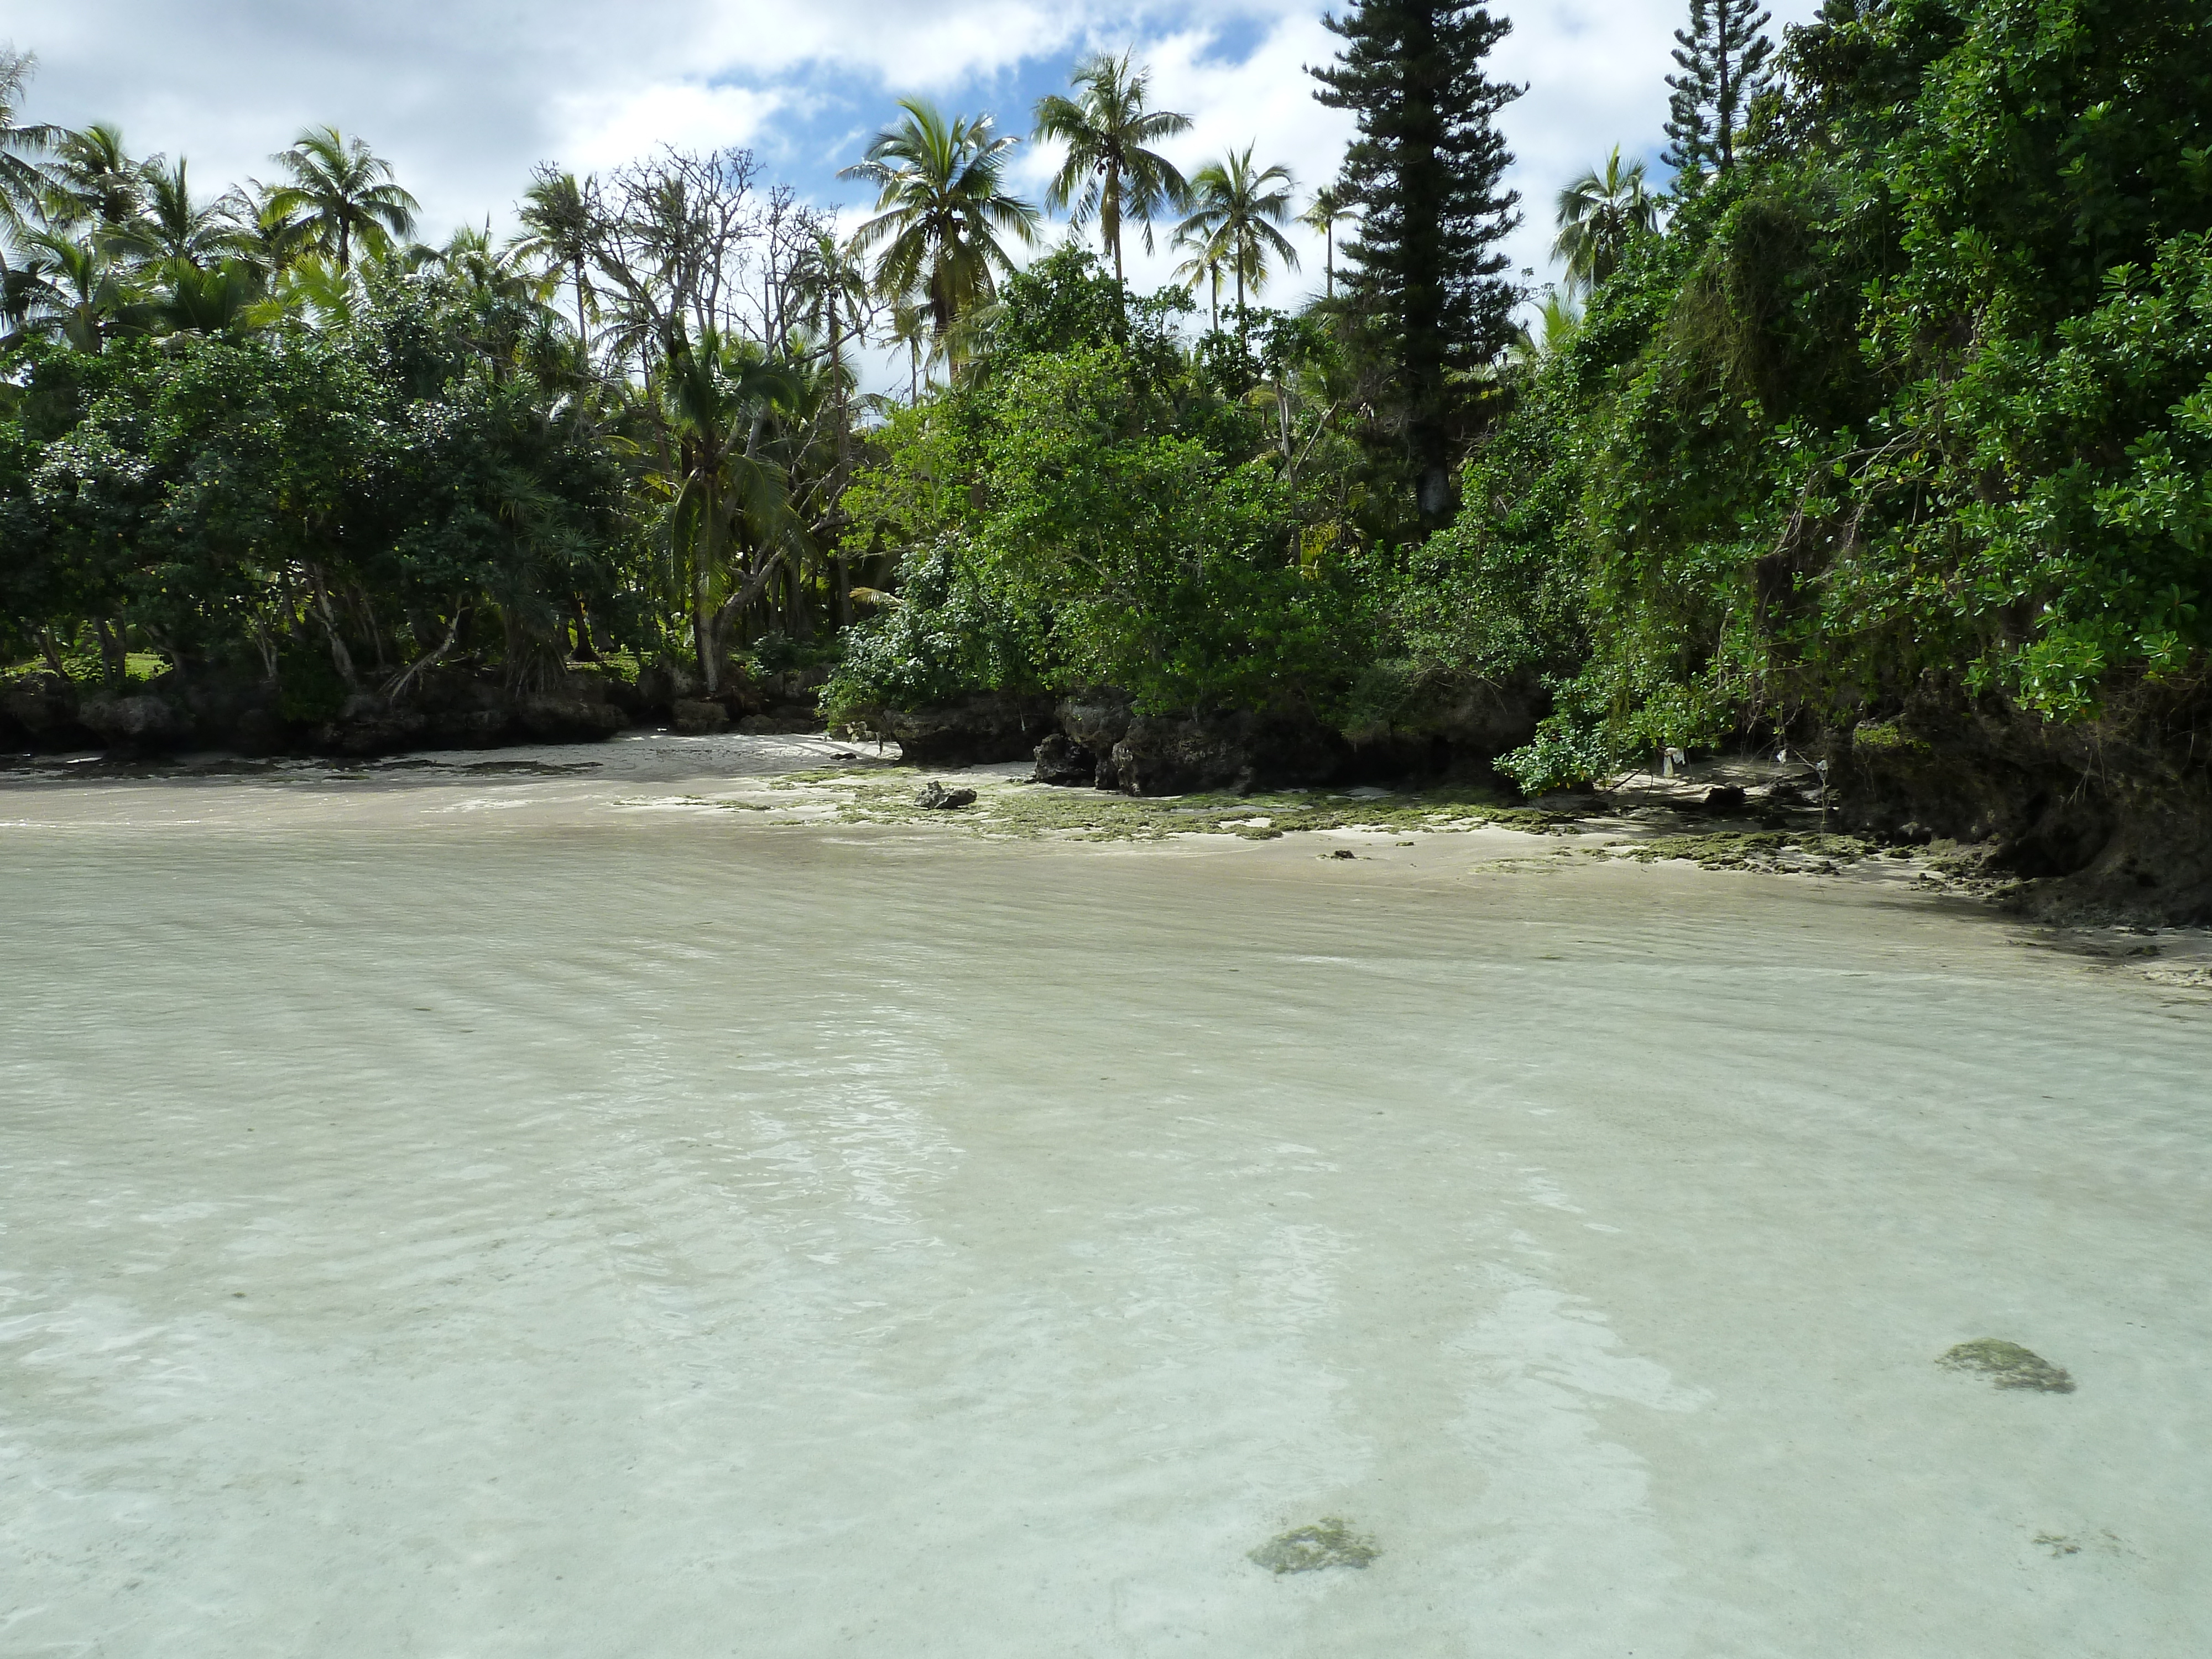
[436,220,555,305]
[1170,232,1229,330]
[657,326,806,692]
[14,229,150,349]
[262,127,419,272]
[1032,52,1191,286]
[512,168,596,345]
[0,243,53,344]
[1509,289,1583,366]
[0,47,60,226]
[1552,148,1658,298]
[789,232,870,459]
[121,158,252,269]
[839,100,1039,349]
[45,123,143,228]
[1298,184,1357,301]
[252,251,358,333]
[155,257,265,337]
[790,231,869,378]
[1172,146,1298,323]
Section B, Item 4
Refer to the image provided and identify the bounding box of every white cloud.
[11,0,1826,298]
[558,81,789,174]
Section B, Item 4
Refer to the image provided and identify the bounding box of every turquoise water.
[3,764,2209,1656]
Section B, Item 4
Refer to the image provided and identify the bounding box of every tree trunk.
[305,566,361,690]
[143,625,190,686]
[1107,164,1123,286]
[92,618,126,688]
[708,547,787,671]
[386,598,469,702]
[692,474,724,696]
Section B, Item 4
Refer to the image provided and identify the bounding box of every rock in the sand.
[671,698,729,735]
[1703,785,1749,815]
[78,693,185,748]
[916,781,977,810]
[1937,1338,2074,1392]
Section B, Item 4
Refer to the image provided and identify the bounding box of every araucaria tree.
[1312,0,1522,525]
[1661,0,1773,178]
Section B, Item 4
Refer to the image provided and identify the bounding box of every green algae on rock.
[1938,1339,2075,1393]
[1248,1517,1380,1574]
[1618,831,1874,871]
[757,769,1564,843]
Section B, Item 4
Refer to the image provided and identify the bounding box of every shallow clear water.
[4,766,2210,1656]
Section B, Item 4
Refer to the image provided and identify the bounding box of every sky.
[7,0,1824,315]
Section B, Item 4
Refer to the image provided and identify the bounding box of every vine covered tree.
[1662,0,1775,179]
[1312,0,1524,525]
[1032,53,1192,286]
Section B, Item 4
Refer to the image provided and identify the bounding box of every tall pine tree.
[1312,1,1522,526]
[1662,0,1775,179]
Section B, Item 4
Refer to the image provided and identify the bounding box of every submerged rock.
[1249,1518,1379,1575]
[1937,1338,2075,1392]
[915,781,977,810]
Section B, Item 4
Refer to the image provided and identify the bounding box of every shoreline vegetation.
[5,2,2210,925]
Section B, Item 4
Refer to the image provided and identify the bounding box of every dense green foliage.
[826,251,1367,719]
[1,109,864,704]
[1396,0,2212,787]
[8,1,2210,812]
[1,280,625,700]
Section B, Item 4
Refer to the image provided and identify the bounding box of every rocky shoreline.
[11,662,2209,927]
[845,684,2212,928]
[0,661,833,761]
